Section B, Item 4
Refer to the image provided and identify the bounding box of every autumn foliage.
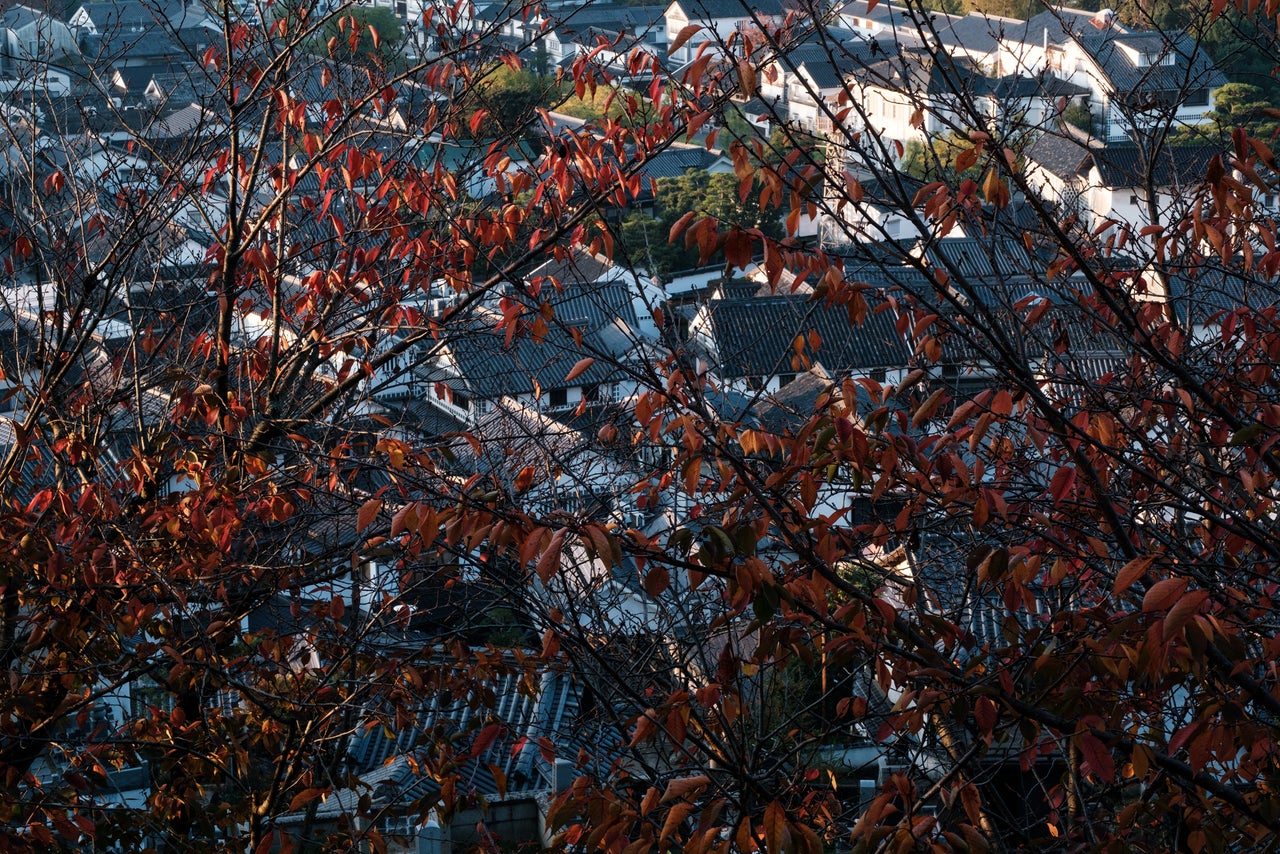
[1,0,1280,851]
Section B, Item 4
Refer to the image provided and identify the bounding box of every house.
[69,0,200,38]
[1024,131,1218,233]
[663,0,789,65]
[997,9,1225,141]
[834,1,925,48]
[0,6,76,73]
[473,1,665,76]
[761,39,879,132]
[416,310,630,422]
[840,48,1084,162]
[822,171,927,244]
[685,293,911,393]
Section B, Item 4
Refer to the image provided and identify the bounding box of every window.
[549,388,568,408]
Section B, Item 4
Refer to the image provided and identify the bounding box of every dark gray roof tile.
[705,294,910,379]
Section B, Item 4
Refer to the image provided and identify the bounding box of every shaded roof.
[0,5,42,29]
[1085,143,1219,189]
[703,293,910,378]
[1077,30,1226,95]
[929,11,1014,55]
[669,0,788,20]
[637,144,727,181]
[1165,260,1280,324]
[752,367,833,433]
[73,0,190,28]
[526,248,614,290]
[459,397,589,483]
[429,316,621,398]
[783,39,880,89]
[548,2,666,34]
[853,48,1077,101]
[915,236,1034,280]
[1025,128,1096,180]
[981,71,1087,99]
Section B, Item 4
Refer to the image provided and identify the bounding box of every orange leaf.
[660,774,710,803]
[1142,577,1188,613]
[564,357,595,383]
[669,210,698,244]
[1164,589,1209,636]
[764,801,790,854]
[959,784,983,827]
[288,787,329,812]
[514,465,536,493]
[668,23,702,55]
[536,530,565,583]
[1113,555,1155,597]
[357,497,382,532]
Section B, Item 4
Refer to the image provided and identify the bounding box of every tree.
[1203,81,1280,139]
[315,5,404,69]
[5,0,1280,853]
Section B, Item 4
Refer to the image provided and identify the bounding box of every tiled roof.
[704,294,910,379]
[551,2,666,33]
[1078,30,1226,95]
[670,0,788,21]
[752,368,833,433]
[427,316,621,399]
[339,665,585,808]
[1025,128,1096,181]
[784,39,879,89]
[1165,260,1280,324]
[929,12,1012,55]
[0,5,41,29]
[1005,6,1114,47]
[1085,142,1219,189]
[636,145,725,181]
[917,236,1034,280]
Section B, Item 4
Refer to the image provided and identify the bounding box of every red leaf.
[973,696,997,736]
[536,530,565,583]
[471,723,503,757]
[644,565,669,597]
[1048,466,1076,503]
[1076,732,1115,781]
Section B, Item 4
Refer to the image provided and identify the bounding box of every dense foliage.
[1,0,1280,852]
